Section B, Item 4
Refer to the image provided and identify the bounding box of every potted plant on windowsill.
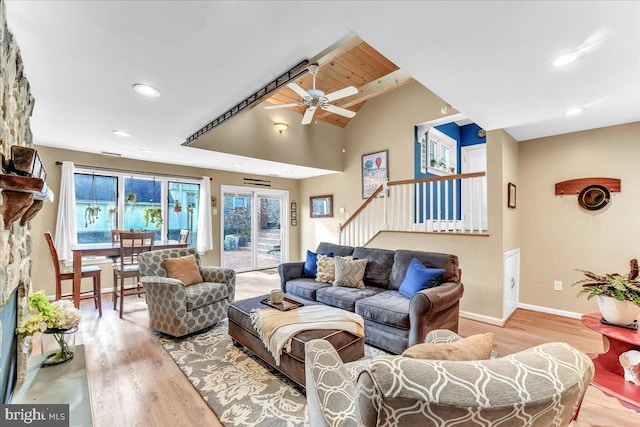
[572,259,640,326]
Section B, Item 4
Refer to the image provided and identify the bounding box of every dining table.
[70,240,187,309]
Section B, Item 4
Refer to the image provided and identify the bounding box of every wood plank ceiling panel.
[263,40,400,128]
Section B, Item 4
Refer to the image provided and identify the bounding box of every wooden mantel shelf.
[0,173,54,227]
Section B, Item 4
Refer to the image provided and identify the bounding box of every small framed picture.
[291,218,297,226]
[508,182,516,209]
[361,150,389,199]
[291,210,297,219]
[310,195,333,218]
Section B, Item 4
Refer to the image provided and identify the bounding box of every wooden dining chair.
[178,229,190,245]
[44,232,102,316]
[112,231,155,318]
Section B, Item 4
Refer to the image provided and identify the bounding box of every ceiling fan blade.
[324,86,358,102]
[287,82,310,100]
[301,106,317,125]
[264,102,303,110]
[321,104,356,118]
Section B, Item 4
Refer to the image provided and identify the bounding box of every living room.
[1,1,639,426]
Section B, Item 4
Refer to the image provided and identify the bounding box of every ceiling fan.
[264,64,358,125]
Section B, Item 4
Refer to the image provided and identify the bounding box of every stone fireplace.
[0,0,38,399]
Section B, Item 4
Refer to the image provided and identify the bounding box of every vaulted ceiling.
[4,1,640,178]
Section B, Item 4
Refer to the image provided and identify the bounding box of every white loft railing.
[338,172,487,247]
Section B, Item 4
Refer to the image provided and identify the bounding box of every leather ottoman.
[228,294,364,389]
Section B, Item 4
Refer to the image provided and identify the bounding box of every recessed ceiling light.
[231,162,243,167]
[552,52,580,67]
[112,130,131,137]
[139,149,152,154]
[565,107,583,116]
[100,151,121,157]
[132,83,160,97]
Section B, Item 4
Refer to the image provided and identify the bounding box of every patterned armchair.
[138,248,235,337]
[306,333,594,427]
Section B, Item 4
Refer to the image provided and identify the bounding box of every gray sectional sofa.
[278,242,464,354]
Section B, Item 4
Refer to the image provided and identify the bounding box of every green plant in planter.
[84,206,101,227]
[572,259,640,308]
[143,207,163,228]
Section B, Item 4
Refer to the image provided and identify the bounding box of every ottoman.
[228,294,364,388]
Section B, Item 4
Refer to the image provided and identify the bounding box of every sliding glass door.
[221,186,288,271]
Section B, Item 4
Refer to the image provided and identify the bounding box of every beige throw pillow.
[402,333,494,361]
[164,255,203,286]
[316,255,353,284]
[333,257,367,289]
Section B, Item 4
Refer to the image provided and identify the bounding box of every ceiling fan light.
[274,122,289,134]
[552,52,580,67]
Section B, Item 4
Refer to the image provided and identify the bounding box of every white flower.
[51,300,82,329]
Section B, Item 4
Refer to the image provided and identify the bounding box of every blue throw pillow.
[303,250,333,278]
[398,258,445,298]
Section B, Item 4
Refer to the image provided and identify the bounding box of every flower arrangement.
[16,291,82,364]
[572,259,640,308]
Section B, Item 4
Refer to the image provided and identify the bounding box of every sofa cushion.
[303,250,333,278]
[316,255,352,284]
[185,282,228,311]
[334,257,367,289]
[389,250,459,290]
[285,278,331,301]
[402,333,494,361]
[352,247,395,288]
[316,242,355,257]
[398,258,445,298]
[355,290,410,329]
[316,286,386,312]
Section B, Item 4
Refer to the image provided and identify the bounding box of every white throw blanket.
[249,305,365,366]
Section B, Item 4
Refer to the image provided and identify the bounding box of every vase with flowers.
[16,290,82,366]
[572,259,640,326]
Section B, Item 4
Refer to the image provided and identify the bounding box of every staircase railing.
[338,172,487,247]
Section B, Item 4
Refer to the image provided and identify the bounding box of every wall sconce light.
[274,122,289,134]
[440,104,452,114]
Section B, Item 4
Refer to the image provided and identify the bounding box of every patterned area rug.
[157,319,387,427]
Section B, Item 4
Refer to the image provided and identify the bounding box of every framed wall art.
[508,182,516,209]
[310,195,333,218]
[361,149,388,199]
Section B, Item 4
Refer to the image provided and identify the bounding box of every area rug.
[157,319,387,427]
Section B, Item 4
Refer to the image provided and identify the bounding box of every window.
[74,173,118,243]
[74,169,200,244]
[421,127,458,176]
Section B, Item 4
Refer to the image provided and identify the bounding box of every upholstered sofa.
[305,334,594,427]
[278,242,463,354]
[138,248,236,337]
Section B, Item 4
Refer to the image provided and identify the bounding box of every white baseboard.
[460,310,506,327]
[517,303,582,319]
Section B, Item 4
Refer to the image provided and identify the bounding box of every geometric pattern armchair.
[306,336,594,427]
[138,248,235,337]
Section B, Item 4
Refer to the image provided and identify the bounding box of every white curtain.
[197,176,213,254]
[54,161,78,262]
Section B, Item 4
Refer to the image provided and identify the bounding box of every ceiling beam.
[316,69,413,120]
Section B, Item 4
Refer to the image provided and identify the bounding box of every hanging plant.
[85,174,101,227]
[173,200,182,213]
[143,207,162,228]
[126,192,137,203]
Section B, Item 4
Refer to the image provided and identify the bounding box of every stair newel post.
[382,179,389,230]
[337,223,343,245]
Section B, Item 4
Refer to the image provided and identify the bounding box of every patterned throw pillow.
[333,257,367,289]
[316,255,352,283]
[402,333,494,361]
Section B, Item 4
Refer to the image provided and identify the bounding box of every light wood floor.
[72,270,640,426]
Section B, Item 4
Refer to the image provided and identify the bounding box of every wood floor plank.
[74,270,639,426]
